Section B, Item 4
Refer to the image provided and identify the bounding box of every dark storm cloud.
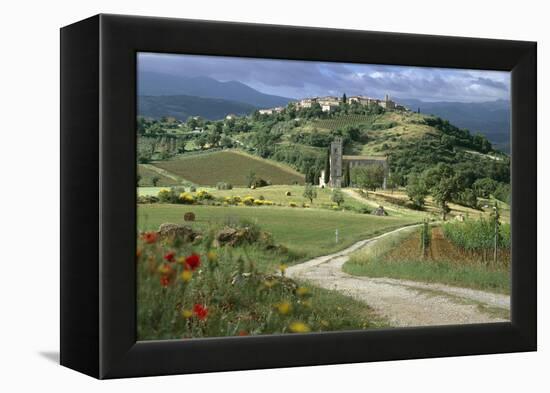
[138,53,510,102]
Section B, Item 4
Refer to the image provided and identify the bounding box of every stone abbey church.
[320,137,389,189]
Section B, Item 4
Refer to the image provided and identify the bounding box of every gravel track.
[286,225,510,327]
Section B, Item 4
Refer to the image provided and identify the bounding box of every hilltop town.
[258,94,409,115]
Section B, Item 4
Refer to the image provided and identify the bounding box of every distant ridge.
[398,98,511,152]
[138,95,257,121]
[138,72,293,108]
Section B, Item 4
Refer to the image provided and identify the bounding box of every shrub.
[216,182,233,190]
[178,192,195,204]
[289,202,297,208]
[196,190,214,200]
[454,188,478,209]
[252,178,269,188]
[189,185,197,192]
[331,189,345,206]
[137,195,159,204]
[285,191,292,196]
[243,196,255,206]
[158,188,176,203]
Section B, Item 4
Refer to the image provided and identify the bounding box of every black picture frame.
[60,14,537,379]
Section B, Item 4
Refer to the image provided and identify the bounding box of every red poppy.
[163,251,176,262]
[185,254,201,271]
[142,232,158,244]
[238,330,249,336]
[193,304,208,320]
[160,275,171,288]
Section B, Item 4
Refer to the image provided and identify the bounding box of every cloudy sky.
[138,52,510,103]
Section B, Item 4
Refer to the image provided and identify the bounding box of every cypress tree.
[324,148,330,184]
[344,162,351,187]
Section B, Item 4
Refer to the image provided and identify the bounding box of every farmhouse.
[258,106,284,115]
[320,137,389,189]
[299,98,317,108]
[348,95,372,105]
[321,103,339,112]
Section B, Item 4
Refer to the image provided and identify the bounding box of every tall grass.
[344,258,510,294]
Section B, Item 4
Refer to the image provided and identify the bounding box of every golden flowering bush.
[178,192,195,204]
[136,223,383,340]
[242,196,255,206]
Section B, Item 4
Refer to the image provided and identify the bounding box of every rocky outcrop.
[371,206,388,216]
[158,223,199,242]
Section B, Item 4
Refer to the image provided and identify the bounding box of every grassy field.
[363,189,510,223]
[344,226,510,293]
[138,164,183,187]
[138,204,418,262]
[151,150,305,186]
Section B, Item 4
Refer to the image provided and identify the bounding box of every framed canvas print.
[60,14,536,379]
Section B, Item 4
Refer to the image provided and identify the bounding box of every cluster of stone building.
[258,93,408,115]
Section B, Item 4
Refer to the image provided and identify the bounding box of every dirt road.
[286,225,510,327]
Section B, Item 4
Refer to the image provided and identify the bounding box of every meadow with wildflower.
[137,223,387,340]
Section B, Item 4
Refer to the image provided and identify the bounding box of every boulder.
[215,227,247,247]
[158,223,199,242]
[371,206,387,216]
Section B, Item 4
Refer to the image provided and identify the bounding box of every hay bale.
[183,212,196,222]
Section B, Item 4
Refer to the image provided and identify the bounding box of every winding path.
[286,225,510,327]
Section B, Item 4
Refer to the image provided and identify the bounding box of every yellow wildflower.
[296,287,310,297]
[275,301,292,315]
[289,321,311,333]
[279,264,288,275]
[207,251,218,263]
[181,309,193,319]
[180,270,193,283]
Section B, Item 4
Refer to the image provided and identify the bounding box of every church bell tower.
[329,137,343,187]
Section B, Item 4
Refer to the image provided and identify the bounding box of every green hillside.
[233,107,508,187]
[150,150,304,186]
[138,164,182,186]
[138,102,510,203]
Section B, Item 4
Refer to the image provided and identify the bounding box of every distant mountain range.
[138,72,293,108]
[138,95,257,121]
[399,98,511,152]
